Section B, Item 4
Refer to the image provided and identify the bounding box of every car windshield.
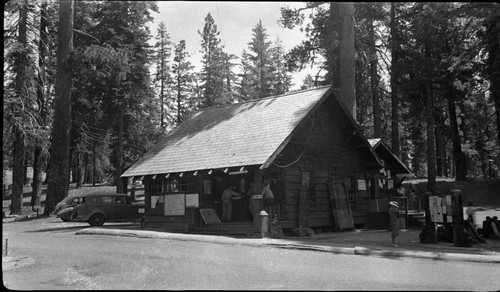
[71,197,85,204]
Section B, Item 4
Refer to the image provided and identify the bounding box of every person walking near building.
[221,185,242,222]
[389,201,400,247]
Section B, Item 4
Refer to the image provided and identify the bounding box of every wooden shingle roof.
[122,86,335,177]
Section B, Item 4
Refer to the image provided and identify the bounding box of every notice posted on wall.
[185,193,199,208]
[357,179,366,191]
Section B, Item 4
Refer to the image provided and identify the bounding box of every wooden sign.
[199,208,221,224]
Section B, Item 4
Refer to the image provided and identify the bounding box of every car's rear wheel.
[88,214,105,226]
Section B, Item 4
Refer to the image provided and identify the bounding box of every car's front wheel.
[88,214,105,226]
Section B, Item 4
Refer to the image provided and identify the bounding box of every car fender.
[56,206,74,220]
[82,209,107,222]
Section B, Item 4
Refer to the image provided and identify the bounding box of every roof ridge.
[192,85,332,113]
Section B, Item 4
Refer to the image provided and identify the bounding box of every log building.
[121,86,390,234]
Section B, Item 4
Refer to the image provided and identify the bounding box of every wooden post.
[259,210,269,238]
[451,189,463,247]
[420,191,436,243]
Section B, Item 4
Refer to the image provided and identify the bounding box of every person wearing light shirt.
[221,185,243,222]
[261,179,274,204]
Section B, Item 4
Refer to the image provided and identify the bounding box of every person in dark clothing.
[389,201,400,247]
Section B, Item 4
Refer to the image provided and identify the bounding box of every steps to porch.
[191,221,257,236]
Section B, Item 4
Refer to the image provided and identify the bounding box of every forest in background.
[3,1,500,214]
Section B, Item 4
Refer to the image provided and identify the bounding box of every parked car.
[70,193,144,226]
[55,195,87,222]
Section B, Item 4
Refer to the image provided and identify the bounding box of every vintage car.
[61,193,145,226]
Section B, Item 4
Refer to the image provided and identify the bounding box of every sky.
[149,1,317,90]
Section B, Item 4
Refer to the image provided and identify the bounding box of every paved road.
[3,218,499,290]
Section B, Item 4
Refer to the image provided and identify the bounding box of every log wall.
[272,97,376,229]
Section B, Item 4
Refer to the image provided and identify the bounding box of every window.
[151,177,198,195]
[101,196,113,204]
[72,197,85,204]
[114,197,128,204]
[165,179,179,193]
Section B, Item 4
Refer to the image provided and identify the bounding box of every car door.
[98,195,116,220]
[114,196,137,221]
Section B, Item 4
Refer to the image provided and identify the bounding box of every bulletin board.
[164,194,185,216]
[185,193,199,208]
[429,195,453,223]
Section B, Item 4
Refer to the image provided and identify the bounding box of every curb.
[75,228,500,264]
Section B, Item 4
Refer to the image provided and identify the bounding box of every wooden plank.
[199,208,221,224]
[328,179,354,229]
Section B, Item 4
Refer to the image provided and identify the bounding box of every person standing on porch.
[388,201,400,247]
[246,182,255,220]
[261,179,274,204]
[221,185,242,222]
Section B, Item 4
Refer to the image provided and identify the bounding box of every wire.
[272,113,317,168]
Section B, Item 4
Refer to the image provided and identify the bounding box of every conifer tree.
[270,37,292,95]
[154,22,172,128]
[198,13,223,107]
[237,49,254,101]
[172,40,196,124]
[246,20,274,99]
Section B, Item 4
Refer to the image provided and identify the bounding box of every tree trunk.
[76,152,83,188]
[177,71,182,124]
[31,145,43,209]
[369,4,382,137]
[11,0,29,215]
[114,105,125,193]
[337,2,356,120]
[435,113,446,177]
[44,0,74,215]
[11,126,25,214]
[424,40,436,194]
[390,2,400,157]
[31,1,49,210]
[160,61,165,128]
[447,79,467,180]
[329,2,339,88]
[486,13,500,157]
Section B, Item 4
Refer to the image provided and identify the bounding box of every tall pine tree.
[246,20,274,99]
[154,22,172,128]
[172,40,196,124]
[198,13,223,108]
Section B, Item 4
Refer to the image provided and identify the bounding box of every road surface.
[2,218,499,290]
